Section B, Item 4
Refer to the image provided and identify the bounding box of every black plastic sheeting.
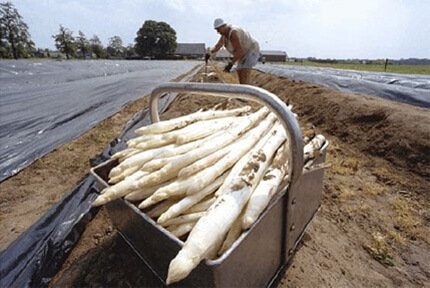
[0,60,200,182]
[256,64,430,108]
[0,86,180,287]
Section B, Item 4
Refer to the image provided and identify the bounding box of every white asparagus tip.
[108,166,122,178]
[108,175,122,184]
[166,255,194,285]
[152,192,169,201]
[138,199,151,210]
[241,216,254,230]
[99,187,109,195]
[92,195,108,207]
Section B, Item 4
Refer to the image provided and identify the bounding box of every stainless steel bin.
[91,82,328,287]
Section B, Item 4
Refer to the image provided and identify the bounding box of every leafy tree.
[135,20,177,59]
[125,43,136,58]
[0,36,9,58]
[0,1,35,59]
[52,25,76,59]
[106,35,124,58]
[76,30,90,59]
[34,48,46,58]
[89,34,104,58]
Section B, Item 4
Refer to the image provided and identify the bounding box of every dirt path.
[1,64,429,287]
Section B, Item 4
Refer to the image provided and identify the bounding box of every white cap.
[214,18,226,29]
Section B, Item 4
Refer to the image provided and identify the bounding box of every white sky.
[11,0,430,59]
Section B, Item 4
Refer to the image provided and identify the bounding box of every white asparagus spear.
[138,138,248,209]
[140,154,178,172]
[185,196,216,214]
[161,212,206,227]
[157,174,226,225]
[127,134,154,147]
[111,148,140,162]
[166,184,250,284]
[217,138,288,252]
[166,120,286,284]
[109,165,142,184]
[114,108,268,177]
[242,135,325,230]
[164,116,237,144]
[146,198,180,218]
[241,168,284,230]
[139,128,226,172]
[177,142,232,178]
[140,117,245,173]
[133,116,238,151]
[242,143,289,229]
[217,210,245,256]
[133,134,174,151]
[142,113,276,208]
[215,121,286,196]
[104,108,270,209]
[134,108,271,193]
[141,109,266,174]
[304,134,326,162]
[108,136,208,179]
[92,170,148,207]
[131,114,246,148]
[167,222,197,238]
[134,106,251,135]
[124,179,174,202]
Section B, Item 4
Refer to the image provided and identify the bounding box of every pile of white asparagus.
[92,104,326,284]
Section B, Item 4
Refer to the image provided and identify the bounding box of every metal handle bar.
[149,82,304,186]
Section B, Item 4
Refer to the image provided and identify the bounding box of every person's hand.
[205,53,211,62]
[224,61,233,72]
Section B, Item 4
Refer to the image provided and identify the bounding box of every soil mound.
[252,71,430,181]
[1,64,429,287]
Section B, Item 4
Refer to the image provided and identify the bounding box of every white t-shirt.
[223,26,260,56]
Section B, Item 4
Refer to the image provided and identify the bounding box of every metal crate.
[90,82,329,287]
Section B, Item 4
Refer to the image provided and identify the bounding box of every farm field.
[1,63,429,287]
[282,60,430,75]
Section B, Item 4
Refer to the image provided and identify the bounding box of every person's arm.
[229,31,244,65]
[210,36,225,54]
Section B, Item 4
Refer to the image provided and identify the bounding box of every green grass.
[279,60,430,75]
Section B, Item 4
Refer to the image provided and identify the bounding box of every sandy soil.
[1,63,429,287]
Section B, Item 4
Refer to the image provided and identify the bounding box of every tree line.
[0,2,177,60]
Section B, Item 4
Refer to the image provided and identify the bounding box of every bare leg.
[237,68,251,84]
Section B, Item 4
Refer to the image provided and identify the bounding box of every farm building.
[214,48,232,60]
[260,50,288,62]
[214,49,288,62]
[175,43,206,59]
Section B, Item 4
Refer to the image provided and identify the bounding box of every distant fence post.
[384,58,389,72]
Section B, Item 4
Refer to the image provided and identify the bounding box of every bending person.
[207,18,260,84]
